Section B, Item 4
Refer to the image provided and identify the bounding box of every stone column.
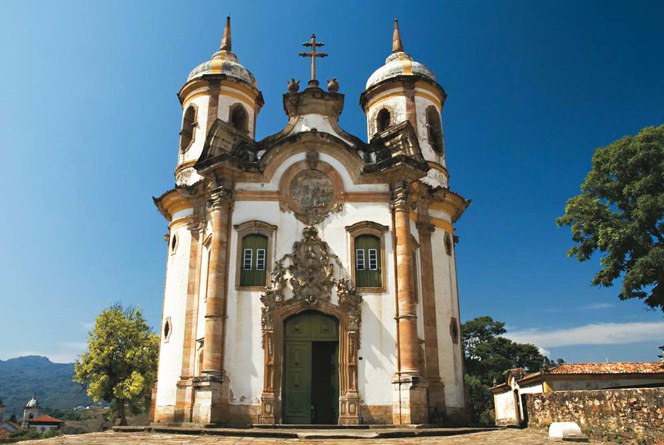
[193,189,232,425]
[392,184,428,425]
[416,221,446,420]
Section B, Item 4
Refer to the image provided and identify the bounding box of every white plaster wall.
[236,152,388,195]
[216,89,256,138]
[519,383,544,394]
[156,222,192,407]
[366,95,407,140]
[413,94,444,166]
[494,391,518,423]
[288,114,354,145]
[29,424,59,433]
[179,94,210,166]
[431,226,465,409]
[220,193,398,407]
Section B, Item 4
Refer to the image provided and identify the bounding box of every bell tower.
[175,16,264,187]
[360,20,448,189]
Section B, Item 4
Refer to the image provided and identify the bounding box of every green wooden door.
[283,312,339,424]
[283,342,311,424]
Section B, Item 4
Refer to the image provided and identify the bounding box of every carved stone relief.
[260,226,361,330]
[279,155,344,225]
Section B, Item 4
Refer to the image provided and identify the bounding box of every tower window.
[376,108,391,133]
[240,234,268,286]
[354,234,381,288]
[179,106,196,152]
[230,104,248,133]
[426,106,444,155]
[444,232,453,256]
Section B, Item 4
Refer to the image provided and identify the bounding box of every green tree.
[74,304,159,426]
[462,316,554,424]
[557,125,664,311]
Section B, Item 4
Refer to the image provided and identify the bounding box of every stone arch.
[229,103,249,133]
[179,104,197,152]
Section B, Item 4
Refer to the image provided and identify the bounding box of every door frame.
[259,299,360,425]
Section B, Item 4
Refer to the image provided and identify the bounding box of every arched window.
[179,105,196,152]
[240,234,268,287]
[426,106,443,155]
[354,234,382,288]
[230,104,248,133]
[376,108,391,133]
[347,221,388,291]
[235,220,276,289]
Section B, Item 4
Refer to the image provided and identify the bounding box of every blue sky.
[0,0,662,364]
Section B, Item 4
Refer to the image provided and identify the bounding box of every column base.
[191,373,228,425]
[392,375,429,425]
[258,392,277,425]
[339,393,361,425]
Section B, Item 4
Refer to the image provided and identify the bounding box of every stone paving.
[20,428,612,444]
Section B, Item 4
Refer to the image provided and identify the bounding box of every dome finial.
[392,19,404,53]
[220,16,232,52]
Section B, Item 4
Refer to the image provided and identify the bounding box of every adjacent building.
[491,362,664,426]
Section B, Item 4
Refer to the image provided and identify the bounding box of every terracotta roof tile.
[26,415,63,424]
[548,362,664,375]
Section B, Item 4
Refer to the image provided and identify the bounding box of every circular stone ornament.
[288,169,335,215]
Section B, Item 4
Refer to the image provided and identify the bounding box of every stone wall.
[524,387,664,443]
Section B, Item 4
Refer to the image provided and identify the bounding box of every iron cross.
[299,34,328,84]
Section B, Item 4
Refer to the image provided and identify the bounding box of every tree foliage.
[462,316,556,424]
[557,125,664,311]
[74,304,159,425]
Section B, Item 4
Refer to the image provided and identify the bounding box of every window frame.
[426,105,444,156]
[234,220,277,290]
[229,103,249,134]
[179,104,198,153]
[346,221,389,293]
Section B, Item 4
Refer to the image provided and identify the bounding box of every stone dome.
[187,51,257,87]
[185,17,257,88]
[365,51,436,90]
[25,396,38,408]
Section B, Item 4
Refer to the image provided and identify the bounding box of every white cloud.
[506,322,664,348]
[581,302,615,310]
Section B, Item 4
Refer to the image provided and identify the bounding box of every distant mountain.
[0,356,94,418]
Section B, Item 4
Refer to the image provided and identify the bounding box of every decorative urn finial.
[288,78,300,92]
[327,77,339,92]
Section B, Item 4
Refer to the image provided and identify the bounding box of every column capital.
[391,184,410,210]
[208,188,232,212]
[415,221,435,234]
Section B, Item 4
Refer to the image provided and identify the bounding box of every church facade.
[152,18,469,426]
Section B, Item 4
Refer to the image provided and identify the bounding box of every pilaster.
[391,183,427,424]
[199,188,233,424]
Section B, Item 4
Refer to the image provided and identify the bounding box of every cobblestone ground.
[20,429,612,444]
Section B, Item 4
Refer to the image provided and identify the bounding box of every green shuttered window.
[354,235,381,288]
[240,234,268,286]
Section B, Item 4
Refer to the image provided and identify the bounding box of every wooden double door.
[282,311,339,424]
